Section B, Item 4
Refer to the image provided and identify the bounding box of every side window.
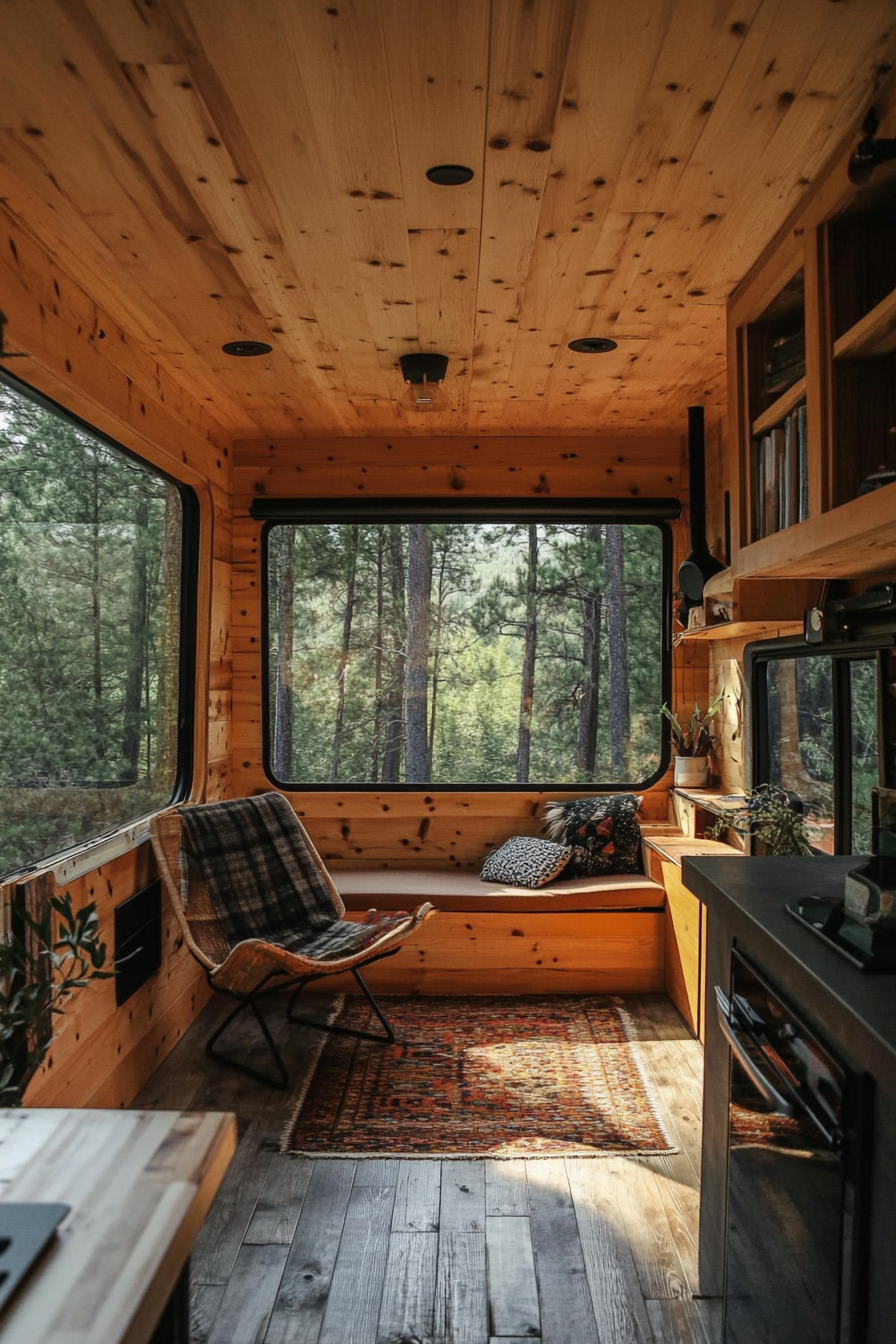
[0,373,194,878]
[757,647,881,855]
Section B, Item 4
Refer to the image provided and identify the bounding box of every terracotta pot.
[674,756,710,788]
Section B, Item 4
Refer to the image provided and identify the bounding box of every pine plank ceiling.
[0,0,894,439]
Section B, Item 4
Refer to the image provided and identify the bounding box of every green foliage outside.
[766,653,879,854]
[0,378,183,878]
[267,520,665,786]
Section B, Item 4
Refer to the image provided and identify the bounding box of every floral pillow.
[542,794,643,877]
[480,836,572,888]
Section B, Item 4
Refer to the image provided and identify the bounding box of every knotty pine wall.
[0,202,234,1106]
[231,433,696,870]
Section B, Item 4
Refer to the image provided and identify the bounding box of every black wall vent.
[114,879,162,1007]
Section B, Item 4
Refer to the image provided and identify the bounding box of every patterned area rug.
[283,995,676,1158]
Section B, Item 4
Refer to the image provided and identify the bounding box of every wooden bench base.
[329,909,665,995]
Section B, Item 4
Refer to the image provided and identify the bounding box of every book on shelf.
[797,403,808,523]
[750,402,808,540]
[763,328,806,396]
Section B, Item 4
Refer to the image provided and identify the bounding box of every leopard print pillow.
[480,836,572,888]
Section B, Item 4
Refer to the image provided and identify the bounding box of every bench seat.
[334,868,665,913]
[328,866,666,995]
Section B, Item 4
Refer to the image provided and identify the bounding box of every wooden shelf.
[833,285,896,361]
[731,480,896,580]
[751,375,806,436]
[675,620,802,643]
[700,567,733,602]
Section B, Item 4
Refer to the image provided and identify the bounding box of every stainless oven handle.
[714,986,795,1117]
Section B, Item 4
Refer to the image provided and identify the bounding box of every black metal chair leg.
[286,967,396,1043]
[206,994,290,1090]
[351,968,396,1042]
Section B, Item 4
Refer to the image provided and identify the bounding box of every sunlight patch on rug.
[282,995,677,1158]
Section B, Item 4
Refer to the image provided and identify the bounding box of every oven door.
[718,952,857,1344]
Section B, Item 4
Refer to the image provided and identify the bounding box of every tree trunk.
[606,524,631,778]
[153,484,183,790]
[122,492,150,781]
[381,525,405,782]
[271,525,295,780]
[516,524,539,784]
[404,523,432,784]
[90,462,105,769]
[371,529,385,782]
[330,525,359,781]
[427,544,448,776]
[575,523,602,776]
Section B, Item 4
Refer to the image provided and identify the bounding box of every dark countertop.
[682,855,896,1089]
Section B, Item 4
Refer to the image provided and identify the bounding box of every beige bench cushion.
[333,867,664,913]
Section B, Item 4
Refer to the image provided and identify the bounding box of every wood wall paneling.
[20,844,213,1109]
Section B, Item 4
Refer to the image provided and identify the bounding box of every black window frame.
[0,366,199,868]
[256,496,676,793]
[748,633,887,854]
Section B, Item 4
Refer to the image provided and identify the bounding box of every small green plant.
[709,784,815,856]
[661,695,724,757]
[0,892,111,1106]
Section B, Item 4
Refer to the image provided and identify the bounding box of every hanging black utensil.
[678,405,725,604]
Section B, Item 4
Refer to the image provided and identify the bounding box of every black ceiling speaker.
[678,405,725,604]
[568,337,617,353]
[426,164,474,186]
[222,340,272,357]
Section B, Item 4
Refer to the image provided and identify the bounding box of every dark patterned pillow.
[480,836,572,888]
[542,794,643,877]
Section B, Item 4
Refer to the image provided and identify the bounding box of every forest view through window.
[266,520,666,786]
[762,651,880,854]
[0,376,189,879]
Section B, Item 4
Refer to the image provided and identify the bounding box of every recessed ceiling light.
[426,164,475,186]
[222,340,272,357]
[568,337,618,354]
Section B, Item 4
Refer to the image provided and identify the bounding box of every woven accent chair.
[150,794,435,1089]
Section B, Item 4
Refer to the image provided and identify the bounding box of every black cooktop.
[787,895,896,972]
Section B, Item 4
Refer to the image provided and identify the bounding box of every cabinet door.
[662,860,704,1038]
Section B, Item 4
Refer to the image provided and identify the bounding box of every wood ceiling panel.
[127,61,357,427]
[470,0,580,403]
[380,0,489,231]
[0,0,894,438]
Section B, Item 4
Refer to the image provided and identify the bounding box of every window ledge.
[50,816,154,886]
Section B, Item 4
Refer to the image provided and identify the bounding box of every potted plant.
[0,892,111,1106]
[711,784,815,856]
[661,695,723,788]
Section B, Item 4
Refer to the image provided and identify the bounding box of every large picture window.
[752,640,883,854]
[264,515,669,788]
[0,372,196,879]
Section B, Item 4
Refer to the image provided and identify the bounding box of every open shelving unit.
[728,110,896,583]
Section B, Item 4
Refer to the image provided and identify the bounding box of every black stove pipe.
[678,405,725,604]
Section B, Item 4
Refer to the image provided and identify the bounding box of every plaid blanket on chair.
[179,793,410,962]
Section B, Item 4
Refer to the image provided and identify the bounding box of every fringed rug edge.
[279,994,345,1153]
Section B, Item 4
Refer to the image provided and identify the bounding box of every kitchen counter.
[682,855,896,1342]
[681,855,896,1085]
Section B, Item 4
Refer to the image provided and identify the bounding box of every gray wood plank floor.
[133,993,719,1344]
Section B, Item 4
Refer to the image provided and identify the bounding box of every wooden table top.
[0,1108,236,1344]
